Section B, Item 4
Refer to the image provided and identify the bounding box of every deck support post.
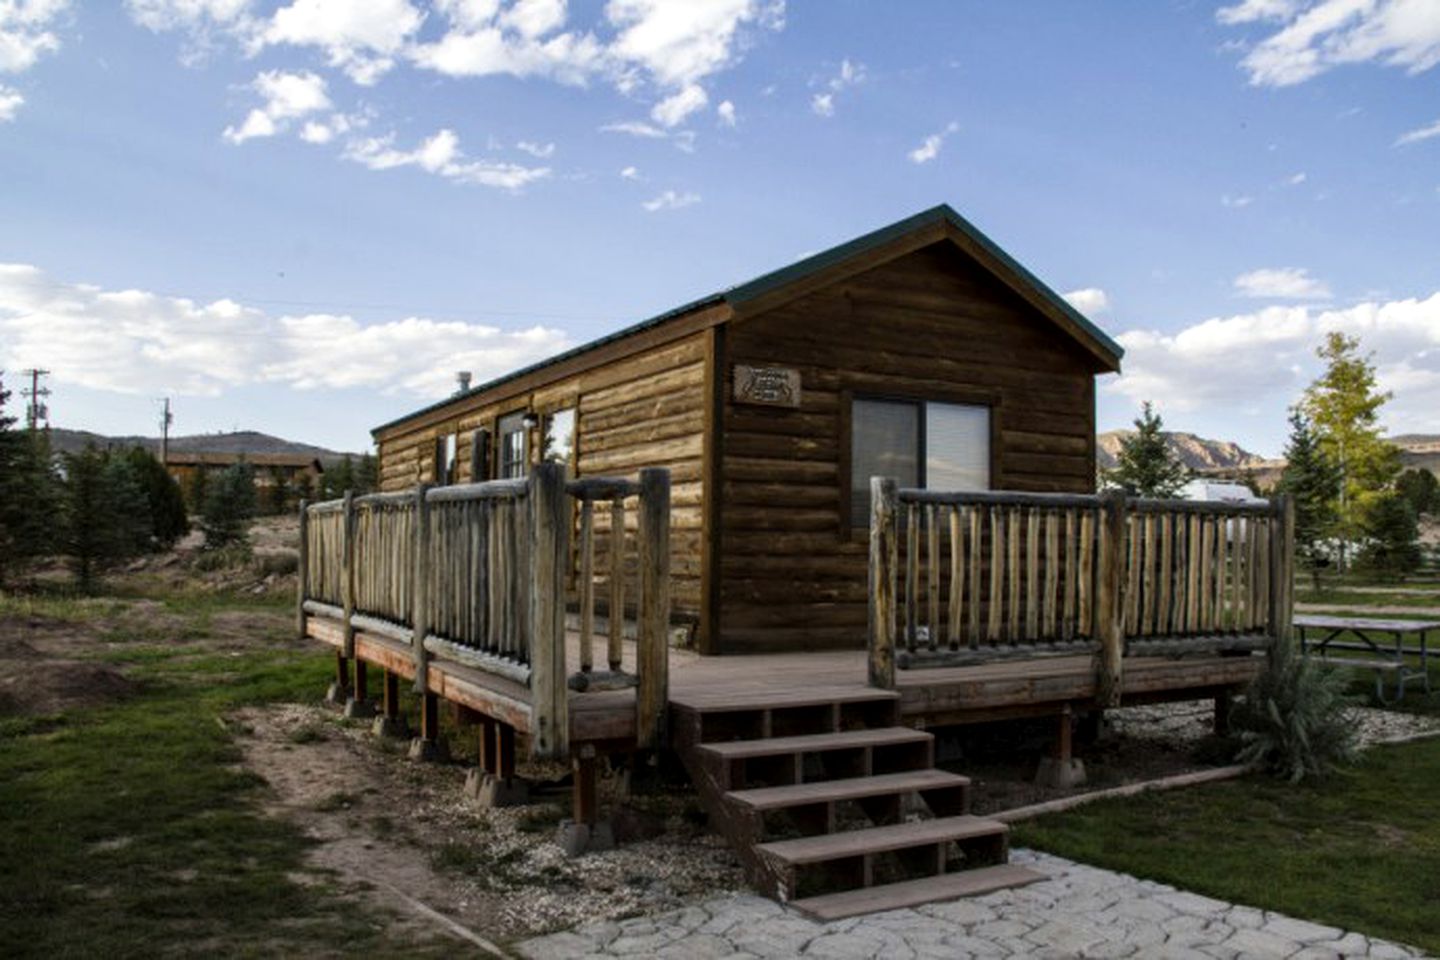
[372,669,407,738]
[326,650,350,704]
[868,476,899,690]
[1035,703,1086,789]
[409,691,444,762]
[345,658,374,719]
[1094,490,1127,708]
[636,467,672,751]
[410,483,433,695]
[465,716,528,806]
[559,743,613,857]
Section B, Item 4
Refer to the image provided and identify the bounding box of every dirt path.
[231,701,746,945]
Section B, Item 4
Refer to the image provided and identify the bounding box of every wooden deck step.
[698,727,931,762]
[756,815,1005,867]
[789,863,1047,921]
[728,769,968,811]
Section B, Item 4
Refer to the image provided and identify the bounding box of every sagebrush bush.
[1229,636,1360,782]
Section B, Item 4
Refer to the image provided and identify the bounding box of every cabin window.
[543,408,576,468]
[498,412,529,479]
[433,432,458,486]
[850,398,990,525]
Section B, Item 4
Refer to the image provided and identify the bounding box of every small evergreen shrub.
[1229,637,1360,782]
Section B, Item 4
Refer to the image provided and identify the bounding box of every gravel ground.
[1110,700,1440,748]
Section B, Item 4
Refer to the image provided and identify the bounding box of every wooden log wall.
[720,242,1102,652]
[303,502,346,606]
[373,334,708,625]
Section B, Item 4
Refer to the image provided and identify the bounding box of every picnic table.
[1295,615,1437,705]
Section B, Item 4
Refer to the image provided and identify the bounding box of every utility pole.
[20,368,50,432]
[159,397,173,466]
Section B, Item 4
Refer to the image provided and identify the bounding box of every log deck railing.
[868,479,1294,703]
[297,463,671,759]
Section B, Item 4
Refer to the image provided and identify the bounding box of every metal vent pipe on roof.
[456,371,472,393]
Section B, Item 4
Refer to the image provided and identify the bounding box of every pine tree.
[201,461,257,550]
[355,453,378,495]
[323,455,356,499]
[186,466,209,515]
[1359,492,1421,579]
[60,446,149,589]
[0,373,58,584]
[1395,468,1439,519]
[266,466,292,516]
[1301,332,1401,569]
[1104,402,1190,498]
[124,447,189,548]
[1277,411,1342,587]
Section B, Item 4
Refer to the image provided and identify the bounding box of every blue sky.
[2,0,1438,456]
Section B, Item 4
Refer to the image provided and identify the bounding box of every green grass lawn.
[1013,738,1440,955]
[0,588,453,959]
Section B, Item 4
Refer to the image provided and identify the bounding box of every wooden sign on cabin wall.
[733,364,801,408]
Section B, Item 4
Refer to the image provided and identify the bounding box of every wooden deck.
[309,614,1262,745]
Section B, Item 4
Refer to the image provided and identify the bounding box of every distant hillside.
[46,428,355,463]
[1097,430,1265,472]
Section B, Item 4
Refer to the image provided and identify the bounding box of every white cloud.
[500,0,564,38]
[298,111,358,143]
[810,56,863,117]
[223,69,332,143]
[600,119,666,138]
[606,0,783,88]
[641,189,699,211]
[1395,117,1440,145]
[650,81,706,126]
[0,83,22,121]
[716,98,735,126]
[1222,0,1440,87]
[407,22,606,85]
[1062,288,1110,315]
[0,0,68,74]
[264,0,425,85]
[344,127,549,189]
[619,164,640,179]
[1233,267,1332,299]
[0,261,570,399]
[515,139,555,157]
[1105,292,1440,437]
[1215,0,1298,25]
[1221,193,1255,208]
[1286,171,1307,185]
[907,121,958,164]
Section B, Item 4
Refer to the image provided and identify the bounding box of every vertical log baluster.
[578,498,595,674]
[967,506,982,649]
[948,506,963,651]
[608,496,626,673]
[927,504,941,651]
[905,502,919,652]
[868,477,898,689]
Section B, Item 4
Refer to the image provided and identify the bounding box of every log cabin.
[299,205,1293,918]
[370,204,1123,655]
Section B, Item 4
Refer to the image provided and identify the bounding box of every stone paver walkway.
[517,850,1425,959]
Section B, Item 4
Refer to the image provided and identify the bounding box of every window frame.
[496,410,530,480]
[840,386,1000,535]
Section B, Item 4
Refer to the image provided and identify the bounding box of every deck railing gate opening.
[297,463,672,760]
[867,478,1294,703]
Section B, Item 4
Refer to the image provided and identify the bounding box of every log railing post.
[296,499,309,640]
[868,477,898,689]
[411,483,432,694]
[1269,492,1295,657]
[528,463,570,760]
[636,467,672,751]
[1094,490,1127,707]
[341,490,356,659]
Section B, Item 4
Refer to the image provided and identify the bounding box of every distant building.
[165,451,324,493]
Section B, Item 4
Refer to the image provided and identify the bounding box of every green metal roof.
[372,203,1124,437]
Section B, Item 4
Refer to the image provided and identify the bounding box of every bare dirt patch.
[233,702,745,944]
[0,616,137,717]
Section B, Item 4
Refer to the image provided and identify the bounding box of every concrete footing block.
[464,770,531,808]
[558,819,614,857]
[408,737,447,763]
[324,682,351,706]
[343,697,376,720]
[1035,756,1088,789]
[372,715,409,738]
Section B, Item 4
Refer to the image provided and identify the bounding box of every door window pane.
[851,399,918,525]
[926,403,990,492]
[498,412,528,479]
